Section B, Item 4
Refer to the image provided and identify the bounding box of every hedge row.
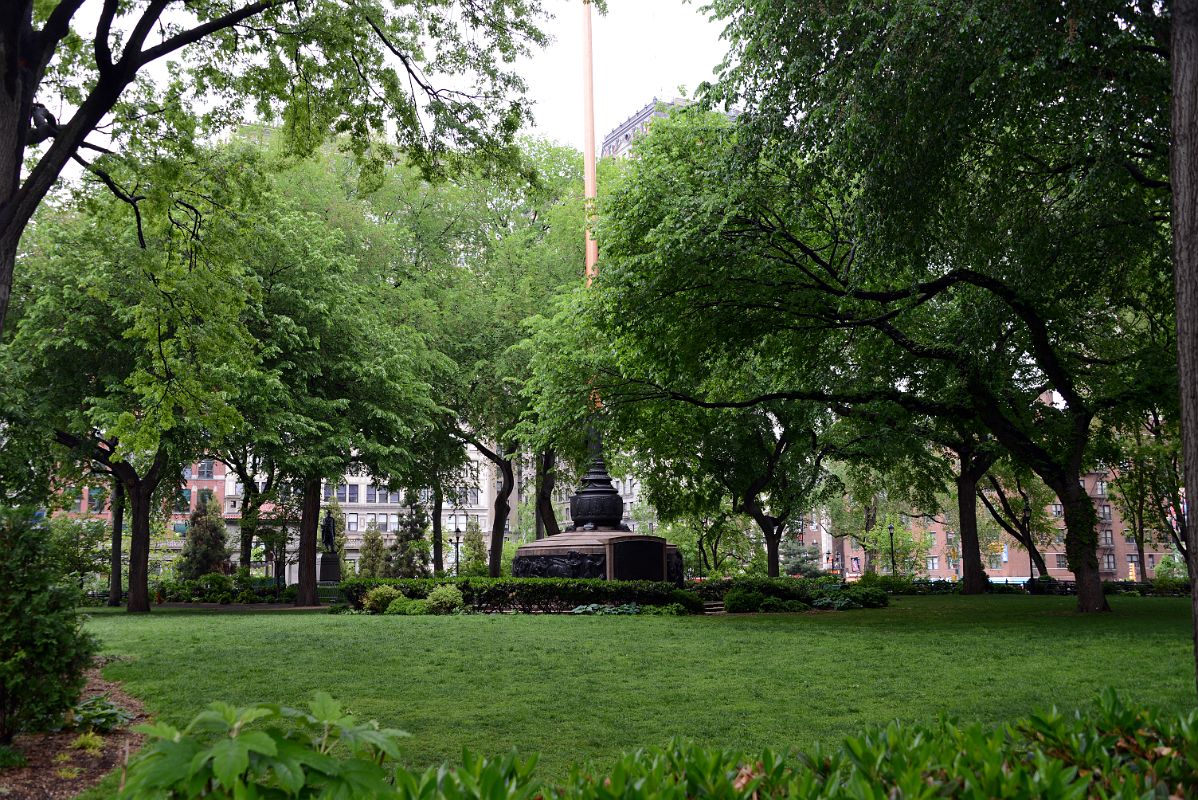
[119,691,1197,799]
[339,577,704,614]
[152,574,296,605]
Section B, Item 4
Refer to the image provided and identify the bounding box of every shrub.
[723,588,765,613]
[340,577,700,613]
[175,500,231,581]
[643,603,688,616]
[363,585,403,614]
[1151,575,1190,596]
[401,599,430,616]
[117,691,1198,799]
[383,596,412,615]
[759,597,810,613]
[196,572,234,601]
[0,508,98,745]
[425,585,465,615]
[234,589,258,604]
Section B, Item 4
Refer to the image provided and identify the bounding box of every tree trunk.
[1058,481,1109,612]
[1137,539,1148,583]
[1170,0,1198,697]
[536,448,560,537]
[125,482,152,613]
[107,479,124,606]
[1027,542,1049,579]
[296,475,320,606]
[490,456,514,577]
[432,484,444,574]
[957,470,988,594]
[239,483,259,569]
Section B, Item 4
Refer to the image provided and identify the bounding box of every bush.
[118,691,1198,799]
[196,572,234,601]
[363,585,404,614]
[759,597,810,613]
[234,589,258,604]
[175,500,231,581]
[383,596,411,615]
[341,577,701,614]
[724,588,765,613]
[0,508,98,745]
[691,576,842,604]
[1151,576,1190,596]
[643,603,689,616]
[425,585,465,615]
[66,695,133,733]
[401,599,430,616]
[0,744,26,770]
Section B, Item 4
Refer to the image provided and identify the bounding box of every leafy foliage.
[424,585,465,615]
[0,509,98,744]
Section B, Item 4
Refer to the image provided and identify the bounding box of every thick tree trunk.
[1137,539,1148,583]
[1173,0,1198,699]
[125,483,152,613]
[1057,481,1109,612]
[107,479,124,606]
[957,471,988,594]
[536,449,560,537]
[432,484,444,574]
[1027,542,1049,579]
[490,456,514,577]
[296,475,320,606]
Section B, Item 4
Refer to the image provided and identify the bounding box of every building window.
[366,486,377,503]
[420,488,433,503]
[468,488,480,505]
[335,484,347,502]
[198,488,214,506]
[1127,553,1139,564]
[1100,529,1113,547]
[946,556,957,571]
[1051,504,1063,517]
[173,521,188,534]
[181,465,193,480]
[1100,505,1112,521]
[850,557,861,572]
[366,513,376,529]
[234,482,244,497]
[390,492,401,504]
[378,514,388,532]
[1096,480,1107,496]
[927,556,939,571]
[1102,553,1116,571]
[88,488,107,513]
[988,553,1002,570]
[323,483,333,501]
[1149,554,1156,569]
[1056,554,1068,569]
[175,488,192,513]
[197,460,215,479]
[347,513,358,532]
[389,514,399,531]
[348,484,359,503]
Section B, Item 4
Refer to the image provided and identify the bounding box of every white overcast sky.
[516,1,729,151]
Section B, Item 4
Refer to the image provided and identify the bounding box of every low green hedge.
[340,577,705,614]
[119,691,1198,799]
[691,577,887,608]
[1103,578,1191,597]
[152,574,296,604]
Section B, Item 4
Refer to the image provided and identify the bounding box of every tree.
[459,517,489,577]
[977,458,1057,579]
[573,60,1171,612]
[386,503,431,579]
[358,521,387,579]
[44,515,109,589]
[175,498,231,581]
[0,0,556,338]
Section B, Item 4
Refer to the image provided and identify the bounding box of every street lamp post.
[888,522,896,576]
[453,523,462,577]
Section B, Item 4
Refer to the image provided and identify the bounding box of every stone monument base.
[319,551,341,583]
[512,530,683,585]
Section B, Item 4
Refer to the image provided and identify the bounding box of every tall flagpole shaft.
[582,0,599,285]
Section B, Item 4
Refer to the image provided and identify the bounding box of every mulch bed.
[0,661,147,799]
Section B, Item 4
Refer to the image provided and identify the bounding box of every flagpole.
[582,0,599,286]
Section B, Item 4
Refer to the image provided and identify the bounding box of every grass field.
[87,595,1195,781]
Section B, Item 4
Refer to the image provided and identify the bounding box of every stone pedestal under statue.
[319,551,341,583]
[511,440,683,585]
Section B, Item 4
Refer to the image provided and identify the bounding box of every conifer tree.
[386,504,431,578]
[358,521,387,579]
[460,518,489,577]
[176,498,231,581]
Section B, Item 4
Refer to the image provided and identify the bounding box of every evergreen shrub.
[119,691,1198,799]
[0,509,98,744]
[723,588,765,613]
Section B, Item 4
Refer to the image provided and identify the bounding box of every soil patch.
[0,663,146,799]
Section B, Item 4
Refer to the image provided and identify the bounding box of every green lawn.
[87,595,1195,780]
